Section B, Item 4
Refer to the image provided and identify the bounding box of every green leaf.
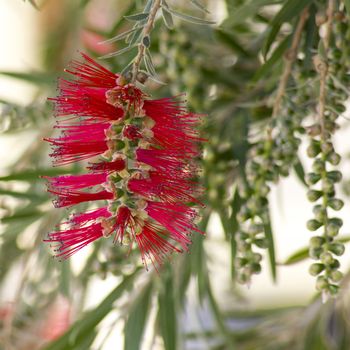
[264,213,277,282]
[253,34,291,81]
[190,0,210,14]
[124,280,153,350]
[99,45,137,59]
[158,270,177,350]
[215,29,251,57]
[0,168,79,181]
[1,209,43,223]
[344,0,350,15]
[230,189,242,279]
[166,8,215,25]
[161,8,174,29]
[283,236,350,265]
[101,27,142,44]
[43,271,139,350]
[59,260,71,298]
[293,158,307,186]
[0,188,46,201]
[226,0,281,26]
[0,71,55,85]
[124,12,150,22]
[263,0,312,58]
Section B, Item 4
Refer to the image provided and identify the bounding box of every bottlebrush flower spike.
[44,53,205,269]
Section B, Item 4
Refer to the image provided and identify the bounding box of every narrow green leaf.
[158,271,177,350]
[293,158,307,186]
[99,45,137,59]
[124,280,153,350]
[59,260,71,298]
[283,236,350,265]
[0,188,46,201]
[253,34,291,81]
[161,8,174,29]
[263,0,312,58]
[43,271,139,350]
[124,12,150,22]
[230,189,242,279]
[344,0,350,15]
[101,27,141,44]
[166,8,215,25]
[226,0,281,26]
[2,209,43,223]
[0,71,55,85]
[0,168,79,181]
[190,0,210,14]
[264,213,277,281]
[215,29,251,57]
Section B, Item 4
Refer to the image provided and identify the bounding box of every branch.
[131,0,162,83]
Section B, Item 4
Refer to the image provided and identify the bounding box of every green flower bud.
[252,253,262,263]
[328,198,344,211]
[307,190,322,202]
[307,141,321,158]
[329,217,343,227]
[328,243,345,256]
[313,205,326,223]
[322,178,334,193]
[321,142,334,154]
[237,272,250,284]
[236,257,248,268]
[307,219,322,231]
[237,232,249,241]
[237,207,251,222]
[248,224,263,235]
[309,247,323,260]
[330,270,343,283]
[250,263,262,274]
[327,152,341,165]
[316,276,328,291]
[306,173,321,185]
[309,263,325,276]
[320,252,333,265]
[237,240,251,252]
[310,236,325,248]
[328,284,339,296]
[327,223,340,237]
[330,259,340,270]
[258,184,270,196]
[312,159,325,173]
[327,170,342,182]
[254,238,268,249]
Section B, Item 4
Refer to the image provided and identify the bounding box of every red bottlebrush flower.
[44,53,205,269]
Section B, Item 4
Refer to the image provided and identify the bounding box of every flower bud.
[312,159,325,173]
[330,271,343,283]
[307,219,322,231]
[309,263,325,276]
[316,276,328,291]
[322,178,334,193]
[306,173,321,185]
[328,243,345,256]
[327,223,340,237]
[310,236,325,248]
[327,152,341,165]
[328,198,344,211]
[327,170,342,183]
[254,238,268,249]
[309,247,323,260]
[320,252,333,265]
[250,263,262,274]
[328,284,339,296]
[330,259,340,270]
[307,190,322,202]
[307,142,321,158]
[313,205,326,223]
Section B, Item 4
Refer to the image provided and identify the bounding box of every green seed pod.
[328,243,345,256]
[313,205,327,223]
[320,252,333,265]
[306,173,321,185]
[307,219,322,231]
[309,263,325,276]
[328,284,340,296]
[316,276,329,291]
[329,217,343,227]
[327,170,342,183]
[310,236,325,248]
[330,270,343,283]
[328,198,344,211]
[327,152,341,165]
[307,190,323,202]
[309,247,323,260]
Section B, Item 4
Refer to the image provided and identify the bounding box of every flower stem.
[131,0,162,83]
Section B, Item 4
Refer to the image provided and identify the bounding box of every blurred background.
[1,0,350,349]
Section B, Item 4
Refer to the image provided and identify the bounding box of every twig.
[271,7,310,120]
[131,0,162,83]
